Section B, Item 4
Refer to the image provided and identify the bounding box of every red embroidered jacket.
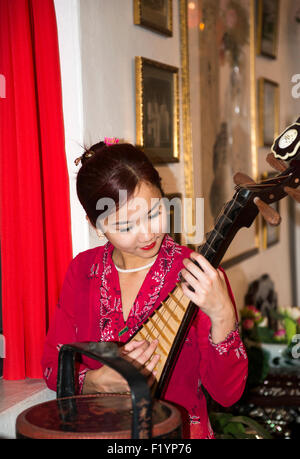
[41,234,248,439]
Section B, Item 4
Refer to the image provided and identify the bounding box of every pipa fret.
[155,309,175,334]
[148,317,172,347]
[168,292,186,312]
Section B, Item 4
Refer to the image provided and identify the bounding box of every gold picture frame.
[256,0,280,59]
[258,78,280,147]
[135,56,180,164]
[261,172,280,249]
[134,0,173,36]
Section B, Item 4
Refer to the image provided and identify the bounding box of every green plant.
[241,305,300,345]
[210,412,273,439]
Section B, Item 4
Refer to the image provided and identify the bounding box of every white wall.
[54,0,89,257]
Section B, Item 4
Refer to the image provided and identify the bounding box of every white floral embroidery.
[208,324,246,357]
[189,415,201,425]
[235,343,247,360]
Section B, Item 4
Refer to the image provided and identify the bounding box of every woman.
[41,141,248,439]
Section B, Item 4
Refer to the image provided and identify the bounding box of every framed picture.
[258,78,280,147]
[135,56,180,164]
[256,0,280,59]
[134,0,173,36]
[165,193,182,245]
[197,0,259,268]
[261,172,280,249]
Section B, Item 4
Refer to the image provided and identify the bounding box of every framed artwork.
[134,0,173,36]
[197,0,259,269]
[261,172,280,249]
[135,56,180,164]
[164,193,182,245]
[256,0,280,59]
[258,78,280,147]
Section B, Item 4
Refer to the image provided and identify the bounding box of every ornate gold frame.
[134,0,173,36]
[258,77,280,147]
[179,0,195,247]
[135,56,180,164]
[256,0,280,59]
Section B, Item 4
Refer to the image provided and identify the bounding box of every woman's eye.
[149,209,161,220]
[118,208,161,232]
[120,226,133,233]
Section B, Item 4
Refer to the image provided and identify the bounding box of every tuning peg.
[233,172,256,186]
[266,153,287,172]
[253,197,281,226]
[284,186,300,203]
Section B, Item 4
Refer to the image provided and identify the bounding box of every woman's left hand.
[180,252,236,328]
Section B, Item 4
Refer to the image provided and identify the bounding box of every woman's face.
[101,181,167,259]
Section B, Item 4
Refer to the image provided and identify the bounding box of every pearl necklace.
[114,256,157,273]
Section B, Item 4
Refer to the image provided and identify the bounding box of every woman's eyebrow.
[113,200,160,226]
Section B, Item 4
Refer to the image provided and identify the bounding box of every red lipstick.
[141,241,156,250]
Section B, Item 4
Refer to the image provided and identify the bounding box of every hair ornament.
[104,137,119,146]
[74,149,96,166]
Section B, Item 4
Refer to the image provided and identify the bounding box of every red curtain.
[0,0,73,379]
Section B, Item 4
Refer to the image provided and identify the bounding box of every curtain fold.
[0,0,73,379]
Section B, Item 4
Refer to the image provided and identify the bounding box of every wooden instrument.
[132,118,300,399]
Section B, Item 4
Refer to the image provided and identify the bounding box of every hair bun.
[74,140,115,167]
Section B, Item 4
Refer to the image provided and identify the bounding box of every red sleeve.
[41,253,93,393]
[196,268,248,407]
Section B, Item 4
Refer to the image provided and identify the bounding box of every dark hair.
[75,142,164,229]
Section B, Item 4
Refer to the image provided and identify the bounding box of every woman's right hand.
[82,339,160,395]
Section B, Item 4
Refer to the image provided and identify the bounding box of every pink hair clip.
[104,137,119,146]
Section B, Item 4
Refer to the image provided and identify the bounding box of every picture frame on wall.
[261,172,280,249]
[134,0,173,36]
[135,56,180,164]
[256,0,280,59]
[258,78,280,147]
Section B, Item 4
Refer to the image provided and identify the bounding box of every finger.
[125,340,150,361]
[144,353,160,373]
[123,339,148,353]
[180,268,201,291]
[182,258,211,285]
[190,252,217,277]
[181,279,199,301]
[134,339,159,367]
